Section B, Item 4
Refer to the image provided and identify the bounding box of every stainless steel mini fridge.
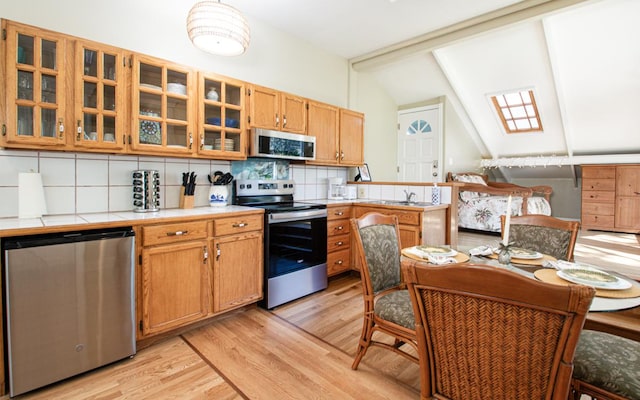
[2,227,136,397]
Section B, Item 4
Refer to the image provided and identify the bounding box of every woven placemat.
[401,248,470,264]
[487,252,556,266]
[534,269,640,299]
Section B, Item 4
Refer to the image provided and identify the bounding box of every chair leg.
[352,315,375,370]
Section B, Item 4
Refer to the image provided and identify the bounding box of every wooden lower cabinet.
[212,231,263,312]
[353,205,422,249]
[582,164,640,233]
[140,239,211,337]
[327,205,352,276]
[138,212,264,339]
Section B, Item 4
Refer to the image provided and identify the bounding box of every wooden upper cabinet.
[129,54,197,156]
[3,20,68,147]
[197,72,246,159]
[249,85,306,133]
[338,108,364,166]
[73,40,127,151]
[307,100,340,165]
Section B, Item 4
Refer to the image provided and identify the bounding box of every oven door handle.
[268,209,327,223]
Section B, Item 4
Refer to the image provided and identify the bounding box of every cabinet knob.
[232,222,247,228]
[336,241,343,246]
[335,211,343,216]
[335,260,343,265]
[335,226,343,231]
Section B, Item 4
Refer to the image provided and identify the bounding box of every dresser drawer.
[142,220,208,246]
[581,214,615,229]
[327,233,350,252]
[327,206,351,220]
[582,202,615,216]
[213,214,263,236]
[582,166,616,179]
[327,248,351,275]
[328,219,350,237]
[583,178,615,191]
[582,191,615,202]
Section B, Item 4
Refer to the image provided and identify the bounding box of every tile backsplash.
[0,149,349,218]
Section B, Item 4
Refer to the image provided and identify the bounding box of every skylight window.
[491,89,543,134]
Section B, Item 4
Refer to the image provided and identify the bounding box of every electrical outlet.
[357,187,366,198]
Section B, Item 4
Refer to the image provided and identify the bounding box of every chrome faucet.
[404,190,416,203]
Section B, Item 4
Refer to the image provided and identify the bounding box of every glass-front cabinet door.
[73,41,126,150]
[198,72,245,159]
[130,54,195,155]
[3,21,67,146]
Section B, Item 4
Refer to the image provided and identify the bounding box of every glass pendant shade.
[187,1,250,56]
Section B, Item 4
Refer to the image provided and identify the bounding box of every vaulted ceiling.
[228,0,640,180]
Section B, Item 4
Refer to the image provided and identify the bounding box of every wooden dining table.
[401,246,640,343]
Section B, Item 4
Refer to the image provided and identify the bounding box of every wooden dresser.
[581,164,640,233]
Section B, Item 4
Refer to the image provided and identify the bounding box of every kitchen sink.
[369,200,433,207]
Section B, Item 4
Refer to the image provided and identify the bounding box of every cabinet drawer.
[581,214,615,229]
[327,233,350,252]
[582,191,615,203]
[142,220,208,246]
[582,203,615,216]
[327,206,351,220]
[327,248,351,276]
[583,178,615,191]
[213,214,263,236]
[328,219,350,236]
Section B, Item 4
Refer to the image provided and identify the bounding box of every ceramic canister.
[431,185,441,205]
[209,185,229,207]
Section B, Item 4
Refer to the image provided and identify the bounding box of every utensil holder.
[209,185,229,207]
[179,192,194,209]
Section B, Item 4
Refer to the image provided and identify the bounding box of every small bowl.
[167,83,186,95]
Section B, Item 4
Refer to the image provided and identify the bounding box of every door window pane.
[104,116,116,142]
[104,53,116,80]
[84,82,97,108]
[41,39,56,70]
[41,74,57,104]
[17,34,34,65]
[84,49,97,77]
[104,85,116,111]
[83,113,98,140]
[17,70,33,100]
[41,108,57,138]
[17,106,33,136]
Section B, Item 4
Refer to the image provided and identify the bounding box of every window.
[491,89,543,134]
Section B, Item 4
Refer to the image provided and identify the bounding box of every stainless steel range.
[234,179,327,309]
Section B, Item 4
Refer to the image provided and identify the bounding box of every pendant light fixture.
[186,0,250,56]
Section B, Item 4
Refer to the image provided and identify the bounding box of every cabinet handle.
[283,114,287,127]
[76,120,82,141]
[58,118,65,138]
[200,134,205,150]
[335,211,344,216]
[203,246,208,264]
[635,191,640,195]
[232,222,247,228]
[189,132,193,149]
[340,151,345,161]
[335,260,343,265]
[275,113,279,127]
[335,151,339,161]
[166,230,188,236]
[336,241,344,246]
[216,243,221,260]
[335,226,344,231]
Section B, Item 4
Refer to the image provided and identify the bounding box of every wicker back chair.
[402,261,595,400]
[500,214,581,261]
[350,212,418,370]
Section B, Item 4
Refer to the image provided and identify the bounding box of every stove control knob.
[247,184,252,189]
[239,184,245,189]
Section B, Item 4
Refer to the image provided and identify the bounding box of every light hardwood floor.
[5,230,637,399]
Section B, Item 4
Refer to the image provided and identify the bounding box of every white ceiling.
[224,0,640,180]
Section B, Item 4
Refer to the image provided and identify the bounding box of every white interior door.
[397,105,443,182]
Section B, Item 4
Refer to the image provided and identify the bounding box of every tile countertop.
[0,206,261,238]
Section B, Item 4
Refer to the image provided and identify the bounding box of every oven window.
[267,217,327,278]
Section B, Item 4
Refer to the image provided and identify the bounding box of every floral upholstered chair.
[500,214,580,261]
[446,172,552,233]
[350,212,418,370]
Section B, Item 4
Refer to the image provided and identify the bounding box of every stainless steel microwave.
[250,128,316,161]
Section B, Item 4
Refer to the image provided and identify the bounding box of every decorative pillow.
[453,174,487,186]
[453,174,488,201]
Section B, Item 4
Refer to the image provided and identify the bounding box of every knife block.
[179,192,194,209]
